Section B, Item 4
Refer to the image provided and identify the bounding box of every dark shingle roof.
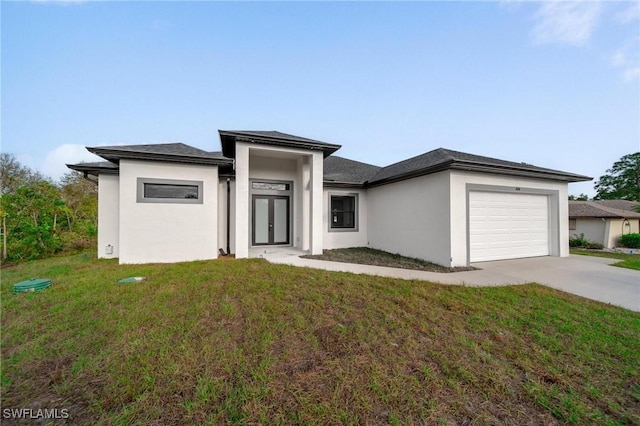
[593,200,640,212]
[323,156,382,186]
[368,148,591,185]
[219,130,341,158]
[66,161,119,176]
[86,143,232,166]
[569,201,640,218]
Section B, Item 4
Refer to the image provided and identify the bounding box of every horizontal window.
[330,194,358,231]
[144,183,198,199]
[137,178,203,204]
[252,182,290,191]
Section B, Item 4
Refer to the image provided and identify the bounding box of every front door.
[252,195,290,246]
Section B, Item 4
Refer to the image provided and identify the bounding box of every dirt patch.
[302,247,476,272]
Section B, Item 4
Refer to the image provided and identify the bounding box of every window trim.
[329,193,359,232]
[136,177,203,204]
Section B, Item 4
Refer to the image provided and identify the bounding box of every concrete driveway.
[471,255,640,312]
[263,250,640,312]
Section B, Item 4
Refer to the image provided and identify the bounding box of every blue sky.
[2,1,639,197]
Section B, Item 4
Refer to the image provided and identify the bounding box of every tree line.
[0,153,98,262]
[569,152,640,202]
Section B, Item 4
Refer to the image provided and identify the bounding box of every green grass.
[2,252,639,425]
[571,248,640,270]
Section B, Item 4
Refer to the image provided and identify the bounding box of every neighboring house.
[569,200,640,248]
[68,130,591,266]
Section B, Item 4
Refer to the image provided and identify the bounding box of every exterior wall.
[217,178,236,255]
[97,174,119,259]
[367,171,452,267]
[323,188,368,249]
[603,218,639,248]
[249,153,299,250]
[118,159,219,264]
[572,218,606,247]
[233,142,323,257]
[450,171,569,266]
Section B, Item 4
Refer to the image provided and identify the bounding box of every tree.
[59,171,98,238]
[0,153,46,195]
[1,181,65,260]
[593,152,640,201]
[0,156,98,262]
[569,194,589,201]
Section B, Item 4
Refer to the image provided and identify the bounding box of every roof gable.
[219,130,341,158]
[86,143,231,166]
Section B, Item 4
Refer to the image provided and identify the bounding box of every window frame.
[328,193,359,232]
[569,218,577,230]
[136,177,203,204]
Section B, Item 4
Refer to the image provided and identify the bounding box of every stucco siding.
[604,219,639,248]
[572,219,606,247]
[97,174,119,259]
[118,159,219,264]
[367,171,452,267]
[323,188,368,249]
[450,171,569,266]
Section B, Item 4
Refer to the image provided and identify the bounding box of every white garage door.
[469,191,549,262]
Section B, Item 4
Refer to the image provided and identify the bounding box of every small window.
[569,218,577,230]
[144,183,199,199]
[252,182,290,191]
[137,178,203,204]
[330,194,358,231]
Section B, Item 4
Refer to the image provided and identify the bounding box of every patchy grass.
[302,247,475,272]
[2,253,639,425]
[571,248,640,271]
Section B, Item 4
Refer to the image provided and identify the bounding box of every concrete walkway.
[259,249,640,312]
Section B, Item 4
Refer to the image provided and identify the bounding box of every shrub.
[569,233,590,248]
[569,233,604,249]
[619,233,640,249]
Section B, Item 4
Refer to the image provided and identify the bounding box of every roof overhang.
[66,162,119,177]
[219,130,341,159]
[367,160,592,187]
[323,180,367,189]
[86,146,233,166]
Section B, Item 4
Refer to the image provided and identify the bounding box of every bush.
[570,233,604,249]
[569,233,590,248]
[619,233,640,249]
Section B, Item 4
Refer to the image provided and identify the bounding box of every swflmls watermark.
[3,408,69,420]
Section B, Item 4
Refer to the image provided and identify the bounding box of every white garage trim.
[468,191,550,262]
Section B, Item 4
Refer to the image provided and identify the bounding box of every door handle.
[269,223,273,228]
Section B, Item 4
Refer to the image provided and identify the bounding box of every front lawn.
[571,248,640,270]
[2,253,639,424]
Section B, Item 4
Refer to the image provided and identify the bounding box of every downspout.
[226,177,231,255]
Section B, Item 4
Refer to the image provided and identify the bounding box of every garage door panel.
[469,192,549,262]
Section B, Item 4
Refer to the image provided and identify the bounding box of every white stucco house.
[68,130,591,267]
[569,200,640,248]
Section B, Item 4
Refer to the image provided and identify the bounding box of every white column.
[301,157,311,251]
[310,152,324,255]
[235,143,250,258]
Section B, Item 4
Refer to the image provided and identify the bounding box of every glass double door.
[252,195,290,246]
